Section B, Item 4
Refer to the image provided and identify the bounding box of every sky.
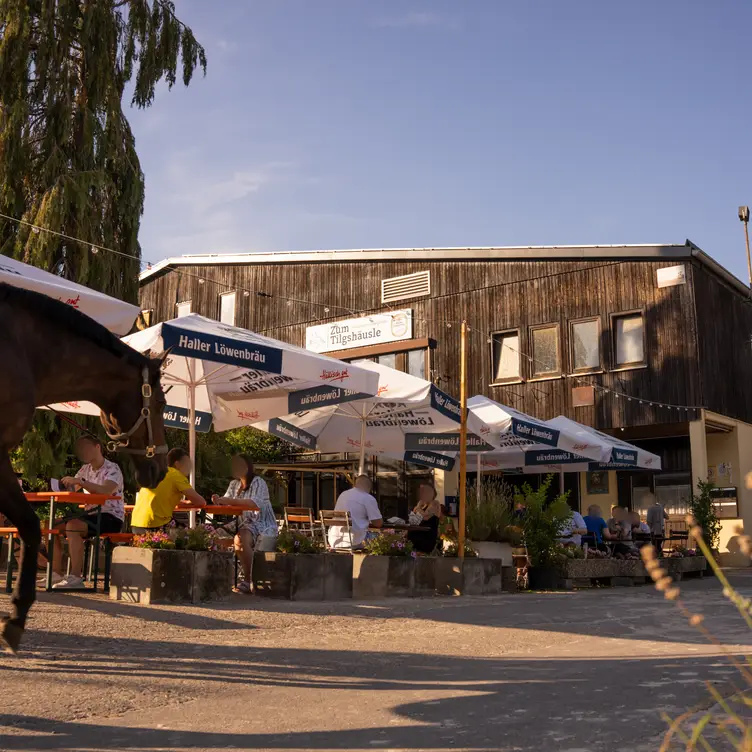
[129,0,752,281]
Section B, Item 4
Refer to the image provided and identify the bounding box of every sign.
[404,433,495,452]
[512,418,560,447]
[163,407,213,433]
[572,385,595,408]
[656,265,686,288]
[611,448,637,466]
[305,310,413,353]
[404,451,455,471]
[287,385,369,413]
[586,471,610,495]
[162,323,284,373]
[524,449,582,465]
[267,418,317,450]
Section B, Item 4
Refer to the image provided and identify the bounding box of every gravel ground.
[1,572,751,752]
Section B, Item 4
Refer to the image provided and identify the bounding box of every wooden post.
[458,320,468,560]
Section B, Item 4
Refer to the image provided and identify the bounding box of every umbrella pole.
[559,469,565,495]
[458,320,468,560]
[476,453,482,502]
[358,418,366,476]
[187,363,197,529]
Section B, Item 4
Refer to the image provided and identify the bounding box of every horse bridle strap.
[105,366,168,459]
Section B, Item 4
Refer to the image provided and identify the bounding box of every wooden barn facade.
[139,242,752,561]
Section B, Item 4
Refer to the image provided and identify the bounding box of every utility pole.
[458,320,468,560]
[739,206,752,296]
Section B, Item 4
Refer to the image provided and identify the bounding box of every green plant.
[171,524,219,552]
[465,478,514,542]
[554,544,584,561]
[363,532,415,557]
[517,476,573,568]
[688,480,721,552]
[441,541,478,558]
[276,530,323,554]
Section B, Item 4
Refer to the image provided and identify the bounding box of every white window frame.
[219,291,236,325]
[569,316,602,374]
[529,323,561,379]
[490,329,522,384]
[611,310,647,369]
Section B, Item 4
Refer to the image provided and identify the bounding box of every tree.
[688,480,721,553]
[0,0,206,482]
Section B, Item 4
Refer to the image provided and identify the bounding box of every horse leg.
[0,451,40,653]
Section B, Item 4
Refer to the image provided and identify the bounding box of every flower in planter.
[364,532,415,557]
[440,541,478,558]
[276,530,323,554]
[133,531,176,550]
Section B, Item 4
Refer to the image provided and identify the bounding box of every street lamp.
[739,206,751,295]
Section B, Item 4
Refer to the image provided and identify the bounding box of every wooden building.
[139,242,752,562]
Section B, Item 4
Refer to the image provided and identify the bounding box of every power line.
[0,210,705,412]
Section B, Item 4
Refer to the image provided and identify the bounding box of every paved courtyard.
[1,572,751,752]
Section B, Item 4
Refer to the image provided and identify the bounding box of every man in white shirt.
[328,475,383,549]
[559,509,588,547]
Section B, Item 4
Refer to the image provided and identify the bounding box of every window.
[219,292,236,325]
[530,324,560,378]
[570,318,600,373]
[378,353,397,369]
[176,301,191,318]
[407,349,426,380]
[613,312,645,367]
[491,330,521,382]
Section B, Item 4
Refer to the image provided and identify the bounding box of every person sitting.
[328,475,382,549]
[211,454,277,595]
[629,510,651,547]
[558,508,587,547]
[48,436,125,590]
[407,483,442,554]
[583,504,614,551]
[131,448,206,533]
[607,506,635,556]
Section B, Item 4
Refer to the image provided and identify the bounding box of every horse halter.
[105,366,168,459]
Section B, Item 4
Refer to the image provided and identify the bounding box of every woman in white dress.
[212,454,277,594]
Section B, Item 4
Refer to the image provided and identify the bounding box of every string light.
[0,209,712,414]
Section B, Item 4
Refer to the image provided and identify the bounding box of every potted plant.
[465,478,517,564]
[688,480,719,572]
[110,523,232,604]
[353,532,417,598]
[517,476,573,590]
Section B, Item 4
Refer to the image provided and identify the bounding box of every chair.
[284,507,318,539]
[319,510,354,551]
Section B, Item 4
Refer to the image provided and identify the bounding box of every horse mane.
[0,281,149,369]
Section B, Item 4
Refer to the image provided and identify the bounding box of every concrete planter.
[110,548,233,605]
[352,554,417,598]
[472,541,513,566]
[558,556,707,588]
[435,557,503,595]
[560,559,619,579]
[253,553,353,601]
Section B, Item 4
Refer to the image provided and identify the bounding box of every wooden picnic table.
[4,492,118,593]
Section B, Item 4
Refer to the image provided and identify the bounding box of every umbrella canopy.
[252,360,500,472]
[0,255,139,334]
[45,315,381,493]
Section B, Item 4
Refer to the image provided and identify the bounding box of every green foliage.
[441,540,478,558]
[276,530,323,554]
[465,478,515,542]
[364,532,415,557]
[688,480,721,552]
[172,524,219,552]
[166,427,286,500]
[517,476,573,568]
[0,0,206,473]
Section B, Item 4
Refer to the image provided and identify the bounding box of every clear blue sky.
[129,0,752,281]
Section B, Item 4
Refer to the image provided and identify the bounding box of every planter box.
[560,559,619,580]
[352,554,417,598]
[110,548,233,605]
[664,556,707,580]
[414,556,437,597]
[472,541,514,566]
[435,557,502,595]
[253,553,353,601]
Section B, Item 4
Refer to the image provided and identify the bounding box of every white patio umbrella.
[251,360,501,473]
[0,254,139,334]
[47,314,380,491]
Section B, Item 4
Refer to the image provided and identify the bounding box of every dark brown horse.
[0,283,167,653]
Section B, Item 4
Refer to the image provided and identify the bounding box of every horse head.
[100,357,168,489]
